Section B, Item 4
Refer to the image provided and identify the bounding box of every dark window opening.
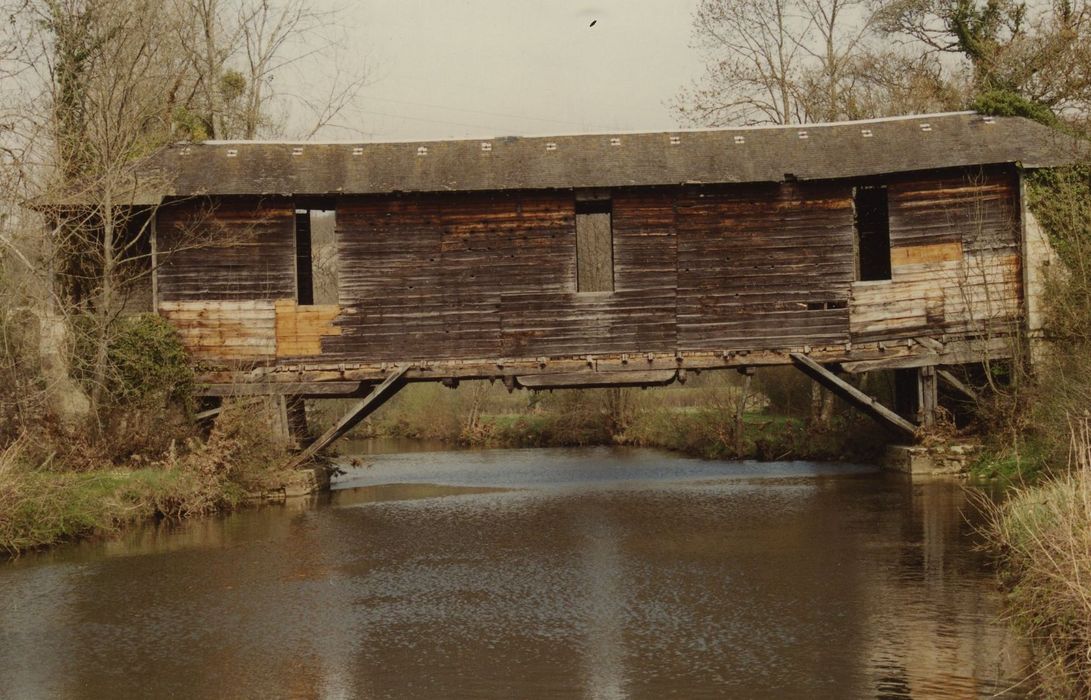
[854,186,891,281]
[294,209,313,305]
[575,197,614,293]
[805,300,848,311]
[295,208,338,305]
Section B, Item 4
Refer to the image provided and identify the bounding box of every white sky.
[298,0,703,141]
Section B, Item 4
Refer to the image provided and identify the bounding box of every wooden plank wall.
[676,183,854,350]
[576,211,614,292]
[324,184,856,362]
[157,198,296,302]
[850,168,1022,341]
[158,300,276,360]
[325,190,678,361]
[156,198,301,364]
[275,300,342,358]
[154,166,1023,367]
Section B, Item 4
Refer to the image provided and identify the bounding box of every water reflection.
[0,448,1026,698]
[578,510,627,700]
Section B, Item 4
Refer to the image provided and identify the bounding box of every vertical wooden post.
[150,209,159,312]
[285,396,310,448]
[272,395,291,443]
[919,365,938,428]
[894,368,919,421]
[735,367,754,454]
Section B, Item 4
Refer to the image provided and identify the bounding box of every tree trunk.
[89,190,116,425]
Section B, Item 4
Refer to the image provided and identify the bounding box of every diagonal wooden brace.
[790,353,918,441]
[286,366,410,469]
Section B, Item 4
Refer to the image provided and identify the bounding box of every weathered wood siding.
[676,183,854,350]
[157,198,296,302]
[158,300,276,360]
[155,199,296,362]
[849,168,1022,342]
[325,190,678,361]
[153,167,1024,368]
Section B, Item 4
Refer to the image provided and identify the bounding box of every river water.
[0,446,1029,699]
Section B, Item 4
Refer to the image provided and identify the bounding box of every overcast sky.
[298,1,703,142]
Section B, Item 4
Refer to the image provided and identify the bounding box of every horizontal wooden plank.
[891,241,963,267]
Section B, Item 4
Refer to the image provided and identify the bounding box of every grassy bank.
[982,431,1091,698]
[0,403,298,557]
[0,314,307,557]
[968,164,1091,697]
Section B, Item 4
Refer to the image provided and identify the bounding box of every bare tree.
[172,0,368,140]
[873,0,1091,120]
[672,0,996,127]
[0,0,367,432]
[0,0,370,431]
[32,0,181,415]
[797,0,881,120]
[672,0,880,126]
[673,0,811,126]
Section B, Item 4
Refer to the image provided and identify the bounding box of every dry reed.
[985,412,1091,698]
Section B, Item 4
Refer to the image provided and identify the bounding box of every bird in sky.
[589,19,597,27]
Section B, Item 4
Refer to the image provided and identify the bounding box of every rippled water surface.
[0,447,1028,698]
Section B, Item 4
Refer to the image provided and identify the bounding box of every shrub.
[0,398,300,556]
[108,314,194,407]
[72,313,194,410]
[971,88,1059,127]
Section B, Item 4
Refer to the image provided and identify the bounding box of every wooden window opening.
[294,209,314,305]
[576,198,614,293]
[854,186,891,281]
[294,208,338,305]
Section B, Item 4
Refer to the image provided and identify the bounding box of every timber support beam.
[936,369,978,402]
[789,353,918,442]
[286,367,410,470]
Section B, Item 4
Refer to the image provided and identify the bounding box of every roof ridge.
[192,111,982,147]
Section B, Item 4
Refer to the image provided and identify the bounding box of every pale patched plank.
[275,300,343,358]
[160,299,277,360]
[890,241,963,267]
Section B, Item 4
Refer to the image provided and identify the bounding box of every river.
[0,446,1029,699]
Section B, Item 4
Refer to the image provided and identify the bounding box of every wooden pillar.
[286,367,409,470]
[270,395,309,448]
[894,366,938,428]
[893,368,919,421]
[919,365,938,429]
[271,395,291,444]
[285,396,310,448]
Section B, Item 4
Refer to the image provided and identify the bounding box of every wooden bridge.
[121,111,1076,454]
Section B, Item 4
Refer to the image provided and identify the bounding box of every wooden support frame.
[286,367,409,469]
[516,370,676,389]
[190,335,1019,392]
[198,381,367,398]
[937,369,978,402]
[789,353,918,441]
[919,365,938,428]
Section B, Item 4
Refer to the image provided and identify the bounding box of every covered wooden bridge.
[132,111,1075,454]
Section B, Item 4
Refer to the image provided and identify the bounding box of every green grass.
[0,465,198,555]
[971,451,1043,483]
[0,400,299,557]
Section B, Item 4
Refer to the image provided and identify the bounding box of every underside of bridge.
[213,338,1005,464]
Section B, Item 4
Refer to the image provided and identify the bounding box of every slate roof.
[136,112,1082,199]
